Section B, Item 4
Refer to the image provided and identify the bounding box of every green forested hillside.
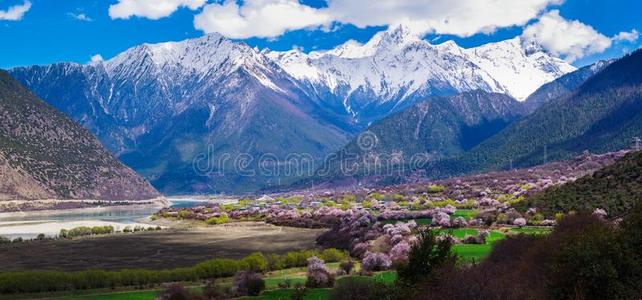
[314,91,526,181]
[523,150,642,218]
[427,49,642,178]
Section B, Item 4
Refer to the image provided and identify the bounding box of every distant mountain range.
[9,26,576,193]
[267,25,574,125]
[0,70,159,201]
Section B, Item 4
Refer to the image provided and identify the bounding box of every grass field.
[509,226,553,235]
[63,290,160,300]
[451,209,477,220]
[434,228,507,261]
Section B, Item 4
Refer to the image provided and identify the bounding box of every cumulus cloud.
[194,0,332,39]
[90,54,104,64]
[0,0,31,21]
[109,0,206,20]
[522,10,612,62]
[613,29,639,43]
[193,0,561,39]
[326,0,563,37]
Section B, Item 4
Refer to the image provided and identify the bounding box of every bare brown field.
[0,222,324,272]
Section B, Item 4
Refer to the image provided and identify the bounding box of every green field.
[452,209,477,220]
[63,291,160,300]
[452,244,493,262]
[434,228,507,261]
[509,226,553,235]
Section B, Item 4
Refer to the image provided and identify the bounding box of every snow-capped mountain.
[267,25,575,124]
[9,27,575,193]
[10,33,351,194]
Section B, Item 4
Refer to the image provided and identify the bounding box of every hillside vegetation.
[427,49,642,179]
[523,150,642,218]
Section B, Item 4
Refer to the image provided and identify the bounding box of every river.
[0,197,237,239]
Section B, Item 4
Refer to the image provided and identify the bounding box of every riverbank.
[0,199,168,239]
[0,197,169,213]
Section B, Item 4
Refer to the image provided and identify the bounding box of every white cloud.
[68,12,92,22]
[522,10,612,62]
[109,0,206,20]
[0,1,31,21]
[90,54,104,64]
[613,29,639,43]
[194,0,332,39]
[326,0,564,37]
[193,0,562,39]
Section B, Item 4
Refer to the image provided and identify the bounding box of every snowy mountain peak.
[464,36,576,100]
[368,23,423,49]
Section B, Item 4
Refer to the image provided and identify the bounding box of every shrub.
[390,241,411,264]
[206,213,230,225]
[306,256,334,288]
[202,280,227,299]
[339,261,355,275]
[370,193,385,201]
[320,248,348,263]
[158,283,192,300]
[36,233,46,240]
[0,236,10,244]
[361,252,392,272]
[234,271,265,296]
[291,283,308,300]
[513,218,527,227]
[427,185,445,194]
[241,252,268,272]
[362,200,373,209]
[397,229,455,284]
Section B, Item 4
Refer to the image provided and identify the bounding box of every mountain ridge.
[0,69,160,201]
[9,27,575,193]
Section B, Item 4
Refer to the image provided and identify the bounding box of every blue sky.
[0,0,640,69]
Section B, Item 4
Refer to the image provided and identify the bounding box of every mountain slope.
[10,29,574,193]
[0,70,159,200]
[10,34,351,193]
[523,150,642,218]
[524,60,611,112]
[429,49,642,178]
[317,91,527,180]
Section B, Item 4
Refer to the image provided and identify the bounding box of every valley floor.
[0,222,323,271]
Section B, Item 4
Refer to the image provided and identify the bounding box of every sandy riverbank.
[0,197,169,213]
